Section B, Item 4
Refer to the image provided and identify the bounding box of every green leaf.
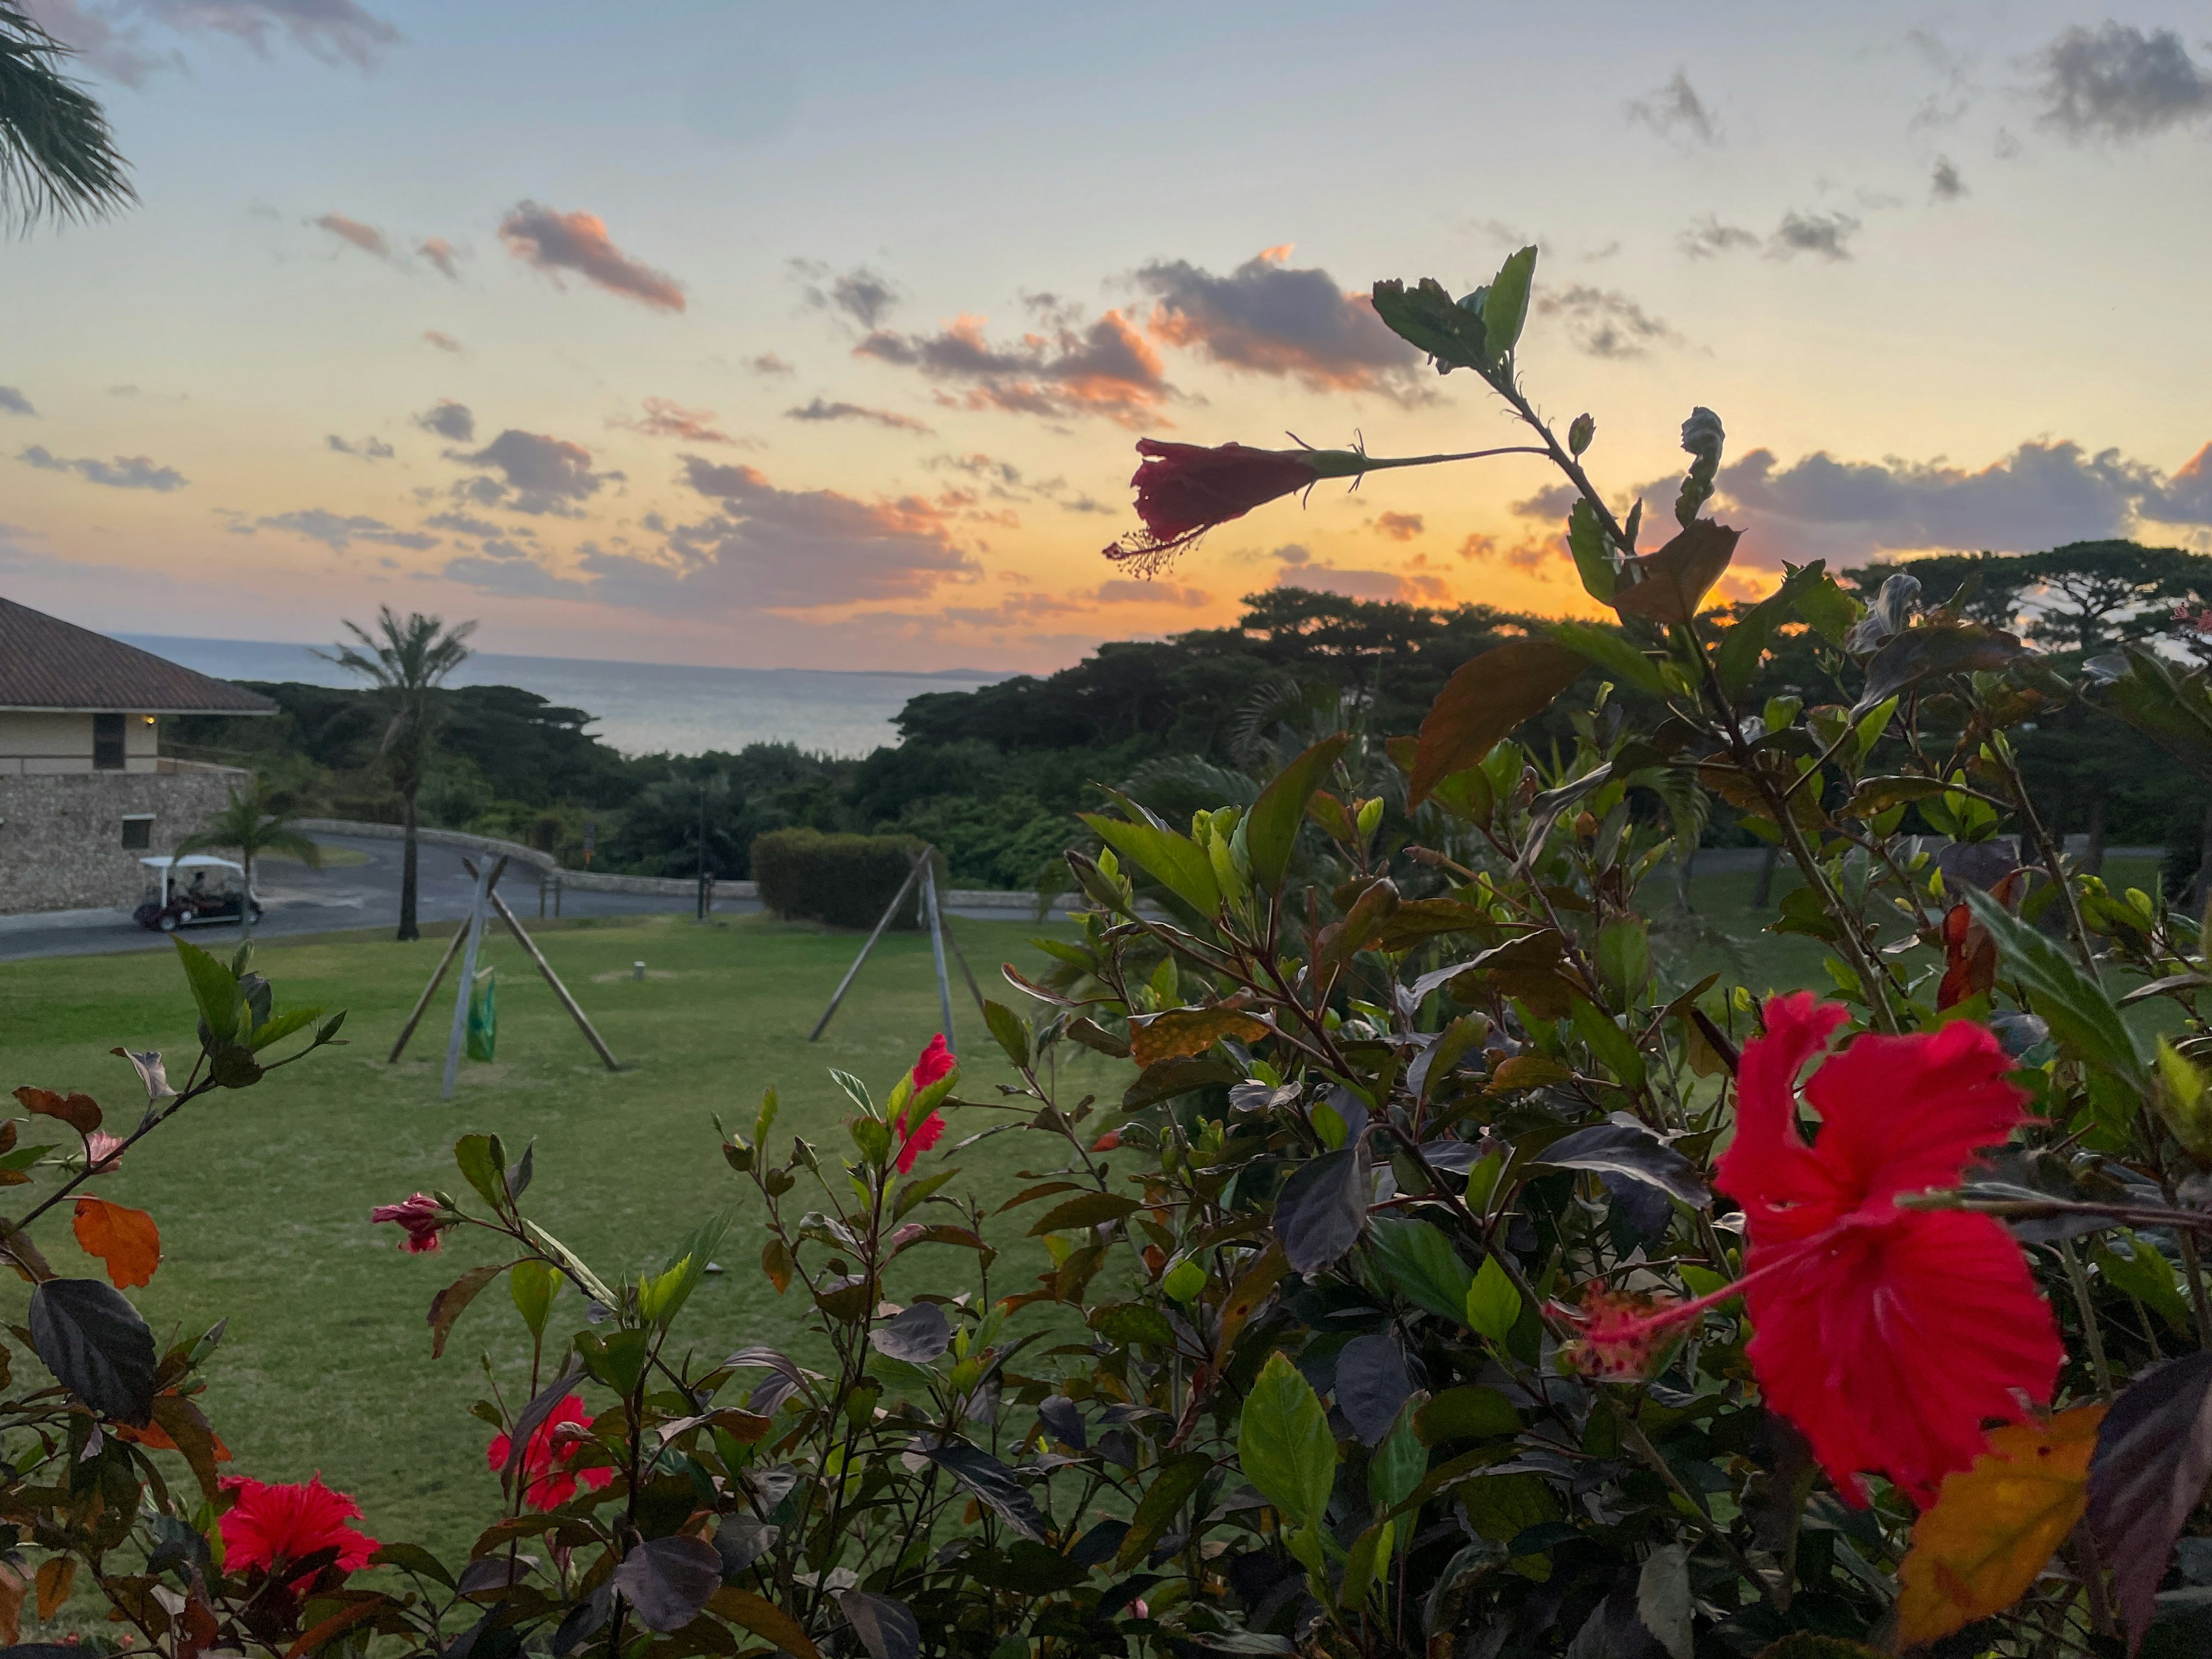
[1077,814,1221,918]
[509,1259,558,1339]
[1414,1384,1520,1445]
[1964,889,2147,1091]
[1247,733,1350,892]
[1854,622,2028,715]
[1793,573,1861,645]
[1369,276,1486,369]
[1087,1301,1179,1349]
[1549,618,1664,696]
[1594,918,1652,1001]
[173,938,240,1042]
[2156,1035,2212,1155]
[1565,498,1618,603]
[453,1133,510,1214]
[1482,245,1537,361]
[1569,996,1647,1088]
[520,1218,615,1308]
[1464,1255,1522,1343]
[1238,1351,1336,1531]
[982,1001,1029,1069]
[1716,562,1823,699]
[1116,1453,1213,1570]
[247,1006,321,1052]
[1368,1215,1474,1322]
[640,1214,730,1328]
[577,1325,650,1397]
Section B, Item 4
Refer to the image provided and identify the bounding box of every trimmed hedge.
[751,830,945,929]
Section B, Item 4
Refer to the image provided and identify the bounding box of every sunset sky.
[5,1,2211,672]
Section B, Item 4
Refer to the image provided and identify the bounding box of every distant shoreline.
[112,634,1015,683]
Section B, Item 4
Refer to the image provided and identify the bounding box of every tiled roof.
[0,598,276,714]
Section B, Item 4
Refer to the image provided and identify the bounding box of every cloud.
[1678,215,1759,259]
[422,329,463,353]
[498,202,685,311]
[1270,543,1448,604]
[793,261,902,329]
[2035,22,2212,143]
[1460,531,1562,573]
[439,543,575,599]
[785,397,931,433]
[857,308,1169,423]
[1931,156,1967,200]
[413,399,474,442]
[326,433,393,460]
[135,0,399,68]
[453,429,612,514]
[240,509,435,551]
[311,210,391,261]
[443,457,977,613]
[621,397,738,444]
[1627,70,1721,146]
[1132,247,1427,400]
[1709,439,2212,563]
[1535,283,1684,358]
[18,445,185,490]
[18,1,176,85]
[1094,578,1211,607]
[422,511,506,536]
[0,387,33,416]
[1373,512,1424,541]
[416,236,460,279]
[746,352,794,376]
[1768,210,1860,262]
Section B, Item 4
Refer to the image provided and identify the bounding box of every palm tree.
[173,778,322,940]
[1,2,135,234]
[324,607,476,941]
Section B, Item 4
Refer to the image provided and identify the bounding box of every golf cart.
[133,855,264,932]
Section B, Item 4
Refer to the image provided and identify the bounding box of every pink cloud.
[498,202,685,312]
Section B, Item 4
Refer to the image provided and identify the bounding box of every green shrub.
[749,828,942,927]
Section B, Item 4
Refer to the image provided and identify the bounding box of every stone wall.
[0,767,245,914]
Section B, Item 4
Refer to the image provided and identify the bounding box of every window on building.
[120,816,153,850]
[92,713,125,771]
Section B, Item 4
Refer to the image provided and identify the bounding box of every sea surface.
[113,635,1012,759]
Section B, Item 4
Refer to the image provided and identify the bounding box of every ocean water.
[113,635,1012,759]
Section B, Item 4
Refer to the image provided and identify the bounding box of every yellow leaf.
[1896,1404,2105,1646]
[1128,1007,1270,1067]
[706,1586,820,1659]
[73,1196,161,1289]
[33,1555,73,1623]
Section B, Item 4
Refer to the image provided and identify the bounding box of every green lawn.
[0,910,1107,1564]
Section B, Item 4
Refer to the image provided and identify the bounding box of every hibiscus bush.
[17,245,2212,1659]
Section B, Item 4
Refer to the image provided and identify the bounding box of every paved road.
[0,834,699,962]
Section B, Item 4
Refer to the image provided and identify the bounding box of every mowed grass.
[0,910,1108,1562]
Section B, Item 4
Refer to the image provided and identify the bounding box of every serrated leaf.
[1464,1255,1521,1343]
[1335,1332,1411,1447]
[28,1277,157,1425]
[1238,1352,1336,1531]
[1565,497,1618,603]
[1964,889,2147,1090]
[871,1301,951,1364]
[1028,1191,1141,1236]
[1535,1120,1709,1208]
[1272,1145,1369,1274]
[1077,813,1221,918]
[1116,1452,1212,1570]
[707,1588,820,1659]
[612,1534,721,1633]
[1550,618,1665,695]
[921,1440,1049,1541]
[1854,622,2028,715]
[982,1000,1029,1069]
[837,1591,919,1659]
[1130,1006,1269,1067]
[1482,245,1537,359]
[1896,1404,2104,1646]
[173,937,240,1041]
[452,1132,510,1214]
[1369,1214,1474,1321]
[2087,1353,2212,1655]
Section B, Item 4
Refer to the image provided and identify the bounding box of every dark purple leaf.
[837,1590,919,1659]
[2089,1353,2212,1655]
[611,1533,722,1633]
[921,1439,1049,1541]
[871,1301,951,1364]
[28,1278,156,1426]
[712,1515,778,1577]
[1274,1145,1371,1275]
[455,1554,538,1595]
[550,1584,612,1656]
[1938,837,2022,896]
[1335,1332,1412,1447]
[1037,1394,1086,1450]
[1535,1123,1709,1209]
[501,1365,588,1488]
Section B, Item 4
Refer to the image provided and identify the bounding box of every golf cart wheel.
[157,911,181,933]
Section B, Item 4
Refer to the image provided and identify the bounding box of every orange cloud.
[498,202,685,312]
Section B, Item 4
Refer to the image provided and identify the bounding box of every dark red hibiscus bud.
[1104,439,1368,574]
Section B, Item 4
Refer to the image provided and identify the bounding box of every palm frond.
[0,2,134,234]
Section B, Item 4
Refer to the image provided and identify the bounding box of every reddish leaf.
[1938,903,1998,1010]
[2087,1352,2212,1655]
[1408,639,1587,806]
[71,1197,159,1289]
[1610,520,1742,624]
[16,1085,100,1136]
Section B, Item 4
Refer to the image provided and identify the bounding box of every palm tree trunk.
[399,793,421,941]
[1749,843,1779,910]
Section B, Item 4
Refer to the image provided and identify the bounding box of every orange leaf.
[14,1086,101,1136]
[1896,1404,2105,1646]
[1408,638,1587,806]
[1610,519,1742,624]
[0,1562,23,1646]
[72,1196,160,1289]
[33,1555,73,1623]
[1128,1007,1270,1067]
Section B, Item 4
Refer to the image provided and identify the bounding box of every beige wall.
[0,767,243,914]
[0,711,162,775]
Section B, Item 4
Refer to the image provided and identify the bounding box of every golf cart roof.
[141,855,244,873]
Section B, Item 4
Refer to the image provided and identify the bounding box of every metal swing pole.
[808,858,925,1042]
[921,855,956,1055]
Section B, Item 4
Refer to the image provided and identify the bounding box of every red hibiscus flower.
[219,1475,376,1587]
[895,1035,955,1174]
[1104,441,1343,574]
[370,1192,450,1255]
[1571,994,2061,1505]
[487,1393,612,1509]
